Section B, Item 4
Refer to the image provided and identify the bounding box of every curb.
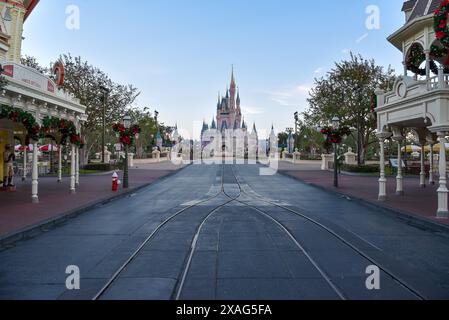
[0,164,191,250]
[276,169,449,234]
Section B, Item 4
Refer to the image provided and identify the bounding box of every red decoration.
[434,1,449,62]
[320,126,351,146]
[112,123,141,146]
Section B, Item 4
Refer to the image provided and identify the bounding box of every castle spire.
[231,64,236,89]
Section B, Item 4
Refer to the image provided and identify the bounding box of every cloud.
[356,33,369,43]
[342,48,350,55]
[314,67,324,74]
[268,85,311,107]
[241,106,264,115]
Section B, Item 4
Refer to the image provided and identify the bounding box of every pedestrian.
[3,144,15,187]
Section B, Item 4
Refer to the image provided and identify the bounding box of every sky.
[22,0,405,139]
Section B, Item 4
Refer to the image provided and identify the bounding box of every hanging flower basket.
[112,123,141,146]
[320,126,351,145]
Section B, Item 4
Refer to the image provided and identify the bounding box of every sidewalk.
[278,161,449,227]
[0,161,186,239]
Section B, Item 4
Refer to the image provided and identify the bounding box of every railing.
[427,76,439,90]
[427,70,449,91]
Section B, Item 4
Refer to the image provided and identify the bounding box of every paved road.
[0,164,448,300]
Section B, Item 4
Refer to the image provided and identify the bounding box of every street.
[1,163,449,300]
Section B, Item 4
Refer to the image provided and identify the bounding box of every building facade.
[0,0,87,202]
[375,0,449,218]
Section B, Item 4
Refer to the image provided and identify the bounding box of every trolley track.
[92,165,230,300]
[175,165,346,300]
[93,164,427,300]
[231,165,427,300]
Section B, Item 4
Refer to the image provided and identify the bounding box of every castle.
[201,69,258,156]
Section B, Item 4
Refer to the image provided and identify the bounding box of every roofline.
[24,0,39,22]
[387,14,433,51]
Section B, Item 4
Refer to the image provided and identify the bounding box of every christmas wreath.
[405,42,449,75]
[0,105,40,141]
[320,126,351,145]
[112,123,141,146]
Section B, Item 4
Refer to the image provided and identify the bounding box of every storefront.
[0,62,87,202]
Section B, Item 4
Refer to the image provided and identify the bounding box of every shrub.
[83,163,117,171]
[341,164,379,174]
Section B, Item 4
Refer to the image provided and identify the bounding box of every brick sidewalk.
[0,161,186,238]
[278,161,449,226]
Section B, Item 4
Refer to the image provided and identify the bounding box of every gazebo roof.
[406,0,440,22]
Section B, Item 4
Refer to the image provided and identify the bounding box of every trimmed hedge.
[83,163,118,172]
[341,164,379,174]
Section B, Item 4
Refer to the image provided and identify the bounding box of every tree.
[304,53,396,164]
[55,54,140,163]
[21,55,49,74]
[128,108,175,158]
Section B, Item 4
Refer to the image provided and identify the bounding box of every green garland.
[41,116,84,148]
[0,105,40,141]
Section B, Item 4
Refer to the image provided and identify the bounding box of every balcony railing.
[427,69,449,91]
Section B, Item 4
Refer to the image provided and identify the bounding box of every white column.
[31,142,39,203]
[70,144,76,194]
[58,145,62,183]
[22,146,27,182]
[429,144,435,185]
[437,133,448,218]
[420,145,426,188]
[75,147,80,186]
[378,138,387,201]
[396,140,404,195]
[425,50,431,81]
[438,67,445,89]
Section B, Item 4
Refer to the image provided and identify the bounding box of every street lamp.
[294,112,300,150]
[332,116,340,188]
[123,114,131,189]
[99,86,110,164]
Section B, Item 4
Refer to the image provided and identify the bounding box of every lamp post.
[123,114,131,189]
[294,112,300,150]
[100,86,110,164]
[332,116,340,188]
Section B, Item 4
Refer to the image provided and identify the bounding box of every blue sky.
[22,0,405,139]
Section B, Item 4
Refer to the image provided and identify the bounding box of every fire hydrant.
[112,172,118,192]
